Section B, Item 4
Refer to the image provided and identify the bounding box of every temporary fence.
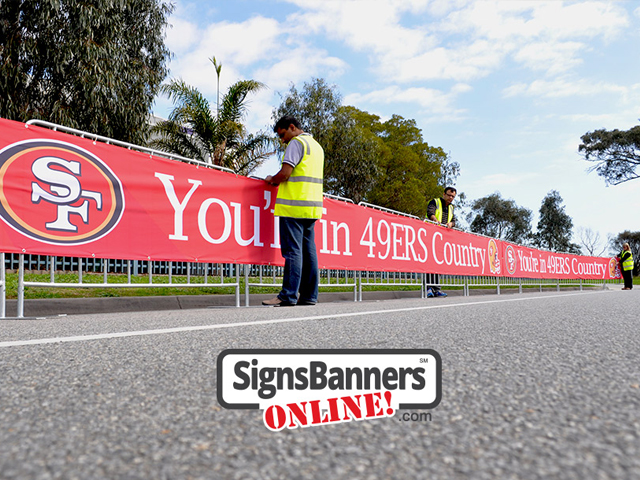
[1,255,616,318]
[0,118,622,318]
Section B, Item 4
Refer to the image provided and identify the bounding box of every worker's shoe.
[262,297,295,306]
[297,299,317,306]
[426,288,434,298]
[434,290,448,297]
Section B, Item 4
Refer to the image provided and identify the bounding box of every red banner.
[0,118,619,280]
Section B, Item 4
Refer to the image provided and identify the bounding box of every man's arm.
[265,163,294,185]
[426,199,437,222]
[265,137,303,185]
[448,208,456,229]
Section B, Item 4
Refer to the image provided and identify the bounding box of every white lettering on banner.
[231,202,264,247]
[404,224,418,262]
[391,223,407,260]
[477,245,486,274]
[546,255,570,275]
[359,217,427,263]
[432,233,444,265]
[517,251,540,273]
[270,210,280,249]
[330,221,352,256]
[571,258,606,278]
[417,228,428,263]
[198,198,232,244]
[155,173,202,241]
[360,218,376,258]
[319,208,330,254]
[377,220,391,260]
[432,232,486,273]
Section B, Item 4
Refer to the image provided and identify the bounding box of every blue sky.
[152,0,640,253]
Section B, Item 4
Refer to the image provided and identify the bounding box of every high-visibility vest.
[621,250,634,271]
[434,198,453,224]
[274,134,324,219]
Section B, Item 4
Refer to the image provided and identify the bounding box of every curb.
[0,285,612,318]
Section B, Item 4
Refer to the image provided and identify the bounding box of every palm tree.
[150,74,274,175]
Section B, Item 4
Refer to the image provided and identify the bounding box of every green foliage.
[272,78,342,146]
[323,107,381,203]
[150,76,274,175]
[367,115,450,217]
[0,0,173,145]
[273,79,457,215]
[467,193,533,244]
[533,190,581,254]
[610,230,640,275]
[579,125,640,185]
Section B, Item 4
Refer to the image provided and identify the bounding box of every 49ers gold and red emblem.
[0,139,124,245]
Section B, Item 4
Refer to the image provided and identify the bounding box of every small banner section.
[0,118,618,279]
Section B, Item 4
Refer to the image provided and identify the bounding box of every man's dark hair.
[444,186,457,195]
[274,115,302,133]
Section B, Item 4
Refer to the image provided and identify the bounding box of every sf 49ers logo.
[0,139,124,245]
[504,245,517,275]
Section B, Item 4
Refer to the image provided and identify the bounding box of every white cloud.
[503,79,628,99]
[165,17,200,54]
[440,1,628,41]
[253,46,348,92]
[344,84,466,117]
[513,41,586,74]
[466,172,542,192]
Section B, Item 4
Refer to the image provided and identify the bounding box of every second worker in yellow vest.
[425,186,457,298]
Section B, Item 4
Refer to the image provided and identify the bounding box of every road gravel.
[1,290,638,479]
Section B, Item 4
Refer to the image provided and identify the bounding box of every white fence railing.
[0,252,617,318]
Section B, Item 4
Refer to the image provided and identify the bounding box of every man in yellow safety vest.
[263,116,324,306]
[425,186,457,297]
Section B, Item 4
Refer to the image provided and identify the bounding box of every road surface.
[0,290,638,479]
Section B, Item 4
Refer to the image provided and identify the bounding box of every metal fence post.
[0,253,5,318]
[245,264,250,307]
[17,254,25,318]
[353,270,357,302]
[235,264,240,307]
[50,256,56,282]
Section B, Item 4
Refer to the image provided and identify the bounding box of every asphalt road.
[1,290,639,479]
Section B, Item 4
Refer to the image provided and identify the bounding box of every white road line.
[0,290,609,348]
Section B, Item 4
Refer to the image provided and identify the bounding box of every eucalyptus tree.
[467,193,533,244]
[579,125,640,185]
[0,0,172,144]
[533,190,581,254]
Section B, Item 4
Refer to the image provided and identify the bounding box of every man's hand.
[264,164,294,186]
